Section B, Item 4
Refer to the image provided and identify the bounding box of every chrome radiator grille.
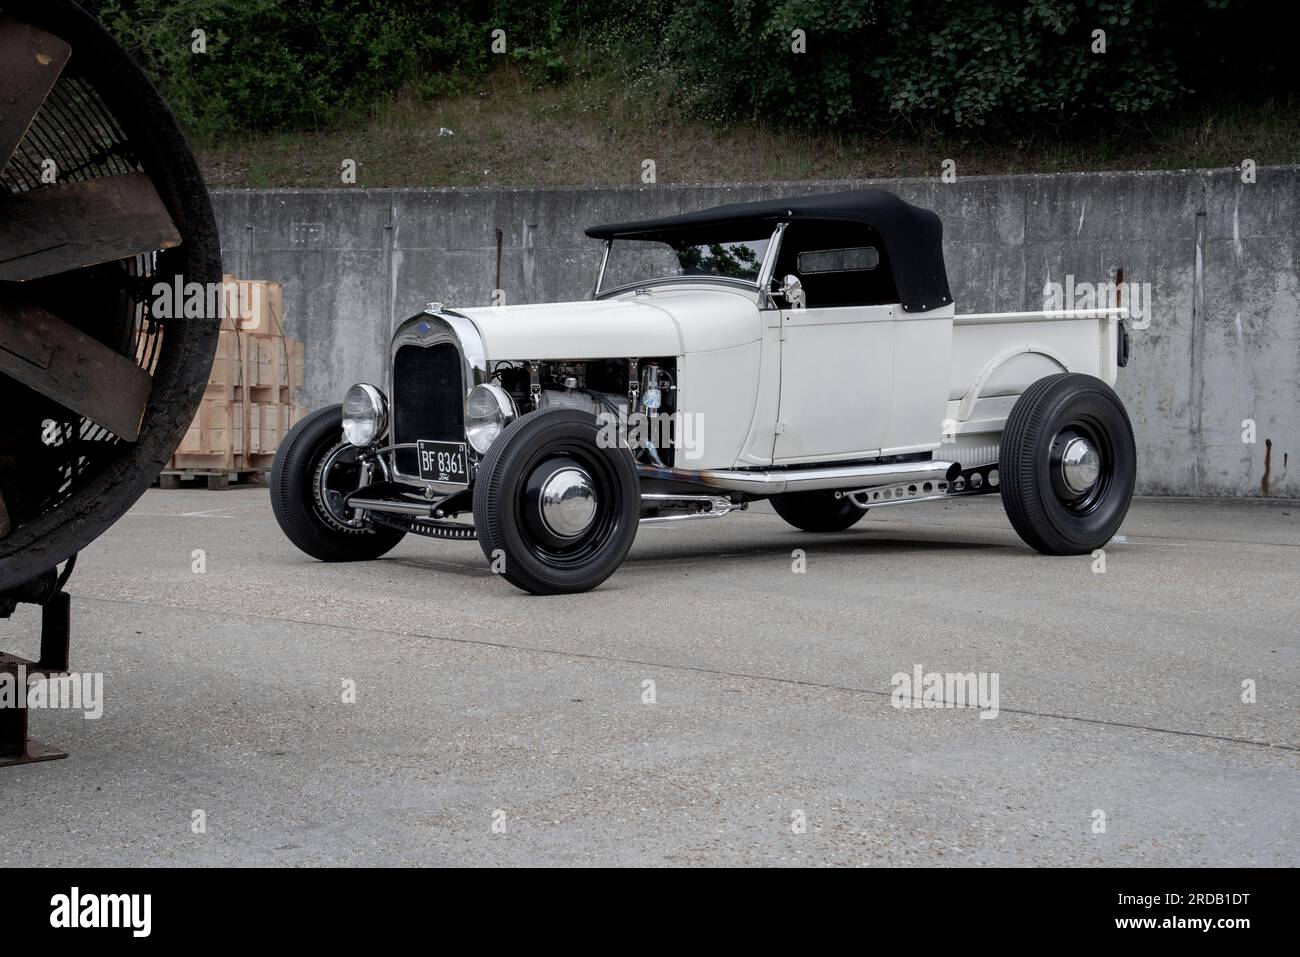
[392,342,464,475]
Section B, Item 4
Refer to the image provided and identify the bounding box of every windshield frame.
[593,223,787,300]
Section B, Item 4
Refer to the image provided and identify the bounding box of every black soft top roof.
[586,189,951,313]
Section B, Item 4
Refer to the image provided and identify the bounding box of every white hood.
[457,286,762,361]
[458,300,680,361]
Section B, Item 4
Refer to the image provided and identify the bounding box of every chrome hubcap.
[538,466,597,539]
[1060,436,1101,494]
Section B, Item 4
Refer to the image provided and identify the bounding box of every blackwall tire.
[999,373,1136,555]
[0,1,223,590]
[473,408,639,595]
[770,489,869,532]
[269,405,405,562]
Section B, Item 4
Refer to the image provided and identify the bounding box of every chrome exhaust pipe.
[640,459,960,495]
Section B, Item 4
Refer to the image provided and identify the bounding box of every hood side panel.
[628,287,763,354]
[458,300,682,360]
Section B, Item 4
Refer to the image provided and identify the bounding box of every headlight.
[341,383,388,447]
[465,384,517,454]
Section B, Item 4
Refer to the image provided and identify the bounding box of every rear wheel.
[770,489,869,532]
[999,373,1136,555]
[473,408,639,594]
[270,405,405,562]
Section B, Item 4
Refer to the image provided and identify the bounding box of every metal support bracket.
[835,464,1001,510]
[0,589,71,767]
[527,361,542,409]
[639,493,746,525]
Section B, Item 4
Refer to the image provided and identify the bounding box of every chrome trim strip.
[639,493,723,503]
[842,470,998,509]
[594,274,759,300]
[637,458,960,495]
[349,497,435,518]
[955,308,1126,326]
[638,493,745,524]
[593,239,610,298]
[847,490,950,509]
[594,222,788,301]
[755,221,788,309]
[371,442,415,456]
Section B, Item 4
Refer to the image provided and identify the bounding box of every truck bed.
[946,306,1128,444]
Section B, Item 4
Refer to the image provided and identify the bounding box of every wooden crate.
[248,402,276,455]
[165,276,304,480]
[227,279,284,336]
[247,401,307,454]
[286,336,305,389]
[244,333,305,401]
[243,333,282,396]
[205,329,244,398]
[175,397,244,457]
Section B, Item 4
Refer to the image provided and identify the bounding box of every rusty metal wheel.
[0,0,222,589]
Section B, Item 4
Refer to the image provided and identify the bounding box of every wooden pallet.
[156,467,268,490]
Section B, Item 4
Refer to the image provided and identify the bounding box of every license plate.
[416,440,470,485]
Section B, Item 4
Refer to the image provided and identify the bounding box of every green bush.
[645,0,1222,129]
[84,0,592,133]
[88,1,413,132]
[82,0,1282,135]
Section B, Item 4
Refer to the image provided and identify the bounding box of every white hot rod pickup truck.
[270,190,1135,594]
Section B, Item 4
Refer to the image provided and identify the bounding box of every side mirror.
[777,274,805,309]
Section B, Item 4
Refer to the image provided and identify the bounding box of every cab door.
[769,223,902,463]
[773,303,895,463]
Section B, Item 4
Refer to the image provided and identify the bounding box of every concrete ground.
[0,489,1296,866]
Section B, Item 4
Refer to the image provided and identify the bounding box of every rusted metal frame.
[0,16,72,168]
[0,298,153,441]
[0,565,72,767]
[0,171,181,282]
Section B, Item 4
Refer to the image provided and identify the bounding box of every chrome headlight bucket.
[342,383,388,447]
[465,383,517,454]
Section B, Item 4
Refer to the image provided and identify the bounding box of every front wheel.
[473,408,639,594]
[270,405,406,562]
[999,373,1136,555]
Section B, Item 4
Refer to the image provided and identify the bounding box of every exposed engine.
[492,358,678,466]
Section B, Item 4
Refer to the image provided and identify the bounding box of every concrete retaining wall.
[212,167,1300,497]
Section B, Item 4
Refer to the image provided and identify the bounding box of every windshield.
[598,231,772,295]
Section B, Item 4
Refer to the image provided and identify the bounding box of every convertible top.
[585,189,952,313]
